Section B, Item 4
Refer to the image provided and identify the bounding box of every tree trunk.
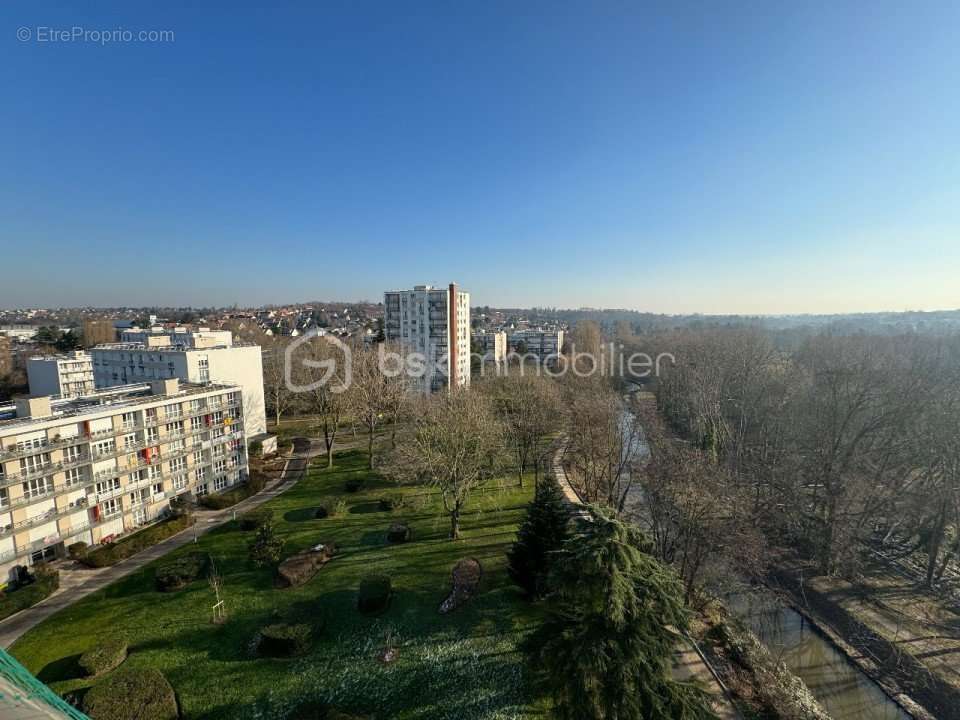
[367,425,375,469]
[326,445,334,468]
[450,506,461,540]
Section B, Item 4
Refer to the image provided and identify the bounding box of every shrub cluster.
[198,484,253,510]
[239,507,273,531]
[68,542,89,560]
[316,499,347,519]
[155,553,209,592]
[82,668,178,720]
[357,575,392,614]
[0,565,59,621]
[82,513,195,568]
[257,623,312,657]
[386,523,411,544]
[78,639,128,677]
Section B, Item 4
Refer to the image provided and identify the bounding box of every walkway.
[0,439,319,650]
[551,440,740,720]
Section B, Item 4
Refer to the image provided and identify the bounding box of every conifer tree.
[507,475,570,598]
[524,505,715,720]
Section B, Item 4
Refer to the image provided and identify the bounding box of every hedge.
[68,541,89,560]
[198,484,253,510]
[155,553,208,592]
[257,623,312,657]
[82,668,178,720]
[386,523,411,544]
[0,567,59,621]
[344,478,363,493]
[357,575,391,614]
[79,639,128,677]
[238,507,273,531]
[82,514,195,568]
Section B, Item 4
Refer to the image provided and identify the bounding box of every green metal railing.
[0,649,89,719]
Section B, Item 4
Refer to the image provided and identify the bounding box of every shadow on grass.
[37,653,83,683]
[348,502,384,515]
[284,507,324,523]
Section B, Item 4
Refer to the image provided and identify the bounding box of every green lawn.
[11,450,543,720]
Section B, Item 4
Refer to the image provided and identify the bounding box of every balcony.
[0,462,63,488]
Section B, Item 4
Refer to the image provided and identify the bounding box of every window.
[148,465,162,481]
[123,433,137,449]
[20,453,52,473]
[190,399,203,412]
[92,439,116,458]
[190,416,203,431]
[173,475,187,491]
[63,444,85,463]
[65,467,85,486]
[193,451,203,466]
[0,488,8,507]
[196,466,206,482]
[23,477,54,499]
[152,482,163,496]
[214,459,226,474]
[101,498,121,517]
[214,475,228,491]
[170,457,186,473]
[146,427,158,443]
[163,403,181,418]
[195,483,208,497]
[95,477,121,495]
[122,412,137,429]
[168,438,185,453]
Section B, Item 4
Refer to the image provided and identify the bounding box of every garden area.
[9,449,543,720]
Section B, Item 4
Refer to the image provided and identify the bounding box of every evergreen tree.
[248,522,284,568]
[524,505,715,720]
[507,475,570,598]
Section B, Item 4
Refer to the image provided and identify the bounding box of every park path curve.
[0,439,320,650]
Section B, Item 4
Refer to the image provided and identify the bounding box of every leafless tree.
[262,338,297,427]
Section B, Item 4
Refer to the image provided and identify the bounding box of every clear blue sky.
[2,1,959,313]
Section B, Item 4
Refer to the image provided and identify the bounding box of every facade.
[0,335,10,377]
[384,283,471,392]
[473,330,507,364]
[82,319,117,347]
[508,330,565,361]
[26,352,95,398]
[0,379,248,581]
[90,337,266,436]
[119,326,233,348]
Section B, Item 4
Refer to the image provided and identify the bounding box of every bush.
[357,575,391,614]
[239,507,273,531]
[0,567,59,621]
[276,542,337,588]
[68,542,89,560]
[378,498,395,512]
[82,514,195,568]
[344,478,363,493]
[79,639,128,677]
[248,522,284,568]
[314,506,328,519]
[249,439,263,457]
[248,471,268,494]
[199,485,253,510]
[155,553,208,592]
[82,668,178,720]
[257,623,312,657]
[316,499,346,519]
[386,522,411,544]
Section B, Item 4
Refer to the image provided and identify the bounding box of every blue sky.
[2,1,958,313]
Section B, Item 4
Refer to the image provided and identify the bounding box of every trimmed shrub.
[386,522,411,544]
[357,575,391,614]
[82,668,178,720]
[378,498,395,512]
[239,507,273,531]
[257,623,312,657]
[155,553,208,592]
[344,478,363,493]
[82,513,194,568]
[316,499,346,518]
[0,567,59,622]
[79,639,128,677]
[276,542,337,588]
[314,506,328,519]
[68,542,89,560]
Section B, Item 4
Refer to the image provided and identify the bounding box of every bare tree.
[262,338,297,427]
[386,389,506,539]
[349,342,408,469]
[481,374,562,486]
[293,336,351,468]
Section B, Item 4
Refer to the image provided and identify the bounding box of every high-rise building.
[473,330,507,365]
[384,283,470,392]
[508,329,565,362]
[82,319,117,347]
[119,326,233,348]
[26,351,96,398]
[0,378,248,580]
[89,332,266,437]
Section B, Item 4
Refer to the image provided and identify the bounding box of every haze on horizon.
[2,2,958,315]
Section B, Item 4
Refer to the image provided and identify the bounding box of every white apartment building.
[384,284,470,392]
[474,330,507,364]
[89,335,266,437]
[0,379,248,581]
[119,326,233,348]
[26,351,96,398]
[508,329,565,361]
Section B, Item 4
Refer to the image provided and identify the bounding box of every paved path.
[552,440,740,720]
[0,439,319,650]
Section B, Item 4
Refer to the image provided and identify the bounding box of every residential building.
[0,326,38,343]
[0,335,10,377]
[473,330,507,364]
[119,326,233,348]
[82,319,117,347]
[384,283,471,392]
[508,329,565,361]
[26,352,95,398]
[0,378,248,581]
[90,334,266,436]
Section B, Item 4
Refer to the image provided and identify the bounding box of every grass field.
[10,450,543,720]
